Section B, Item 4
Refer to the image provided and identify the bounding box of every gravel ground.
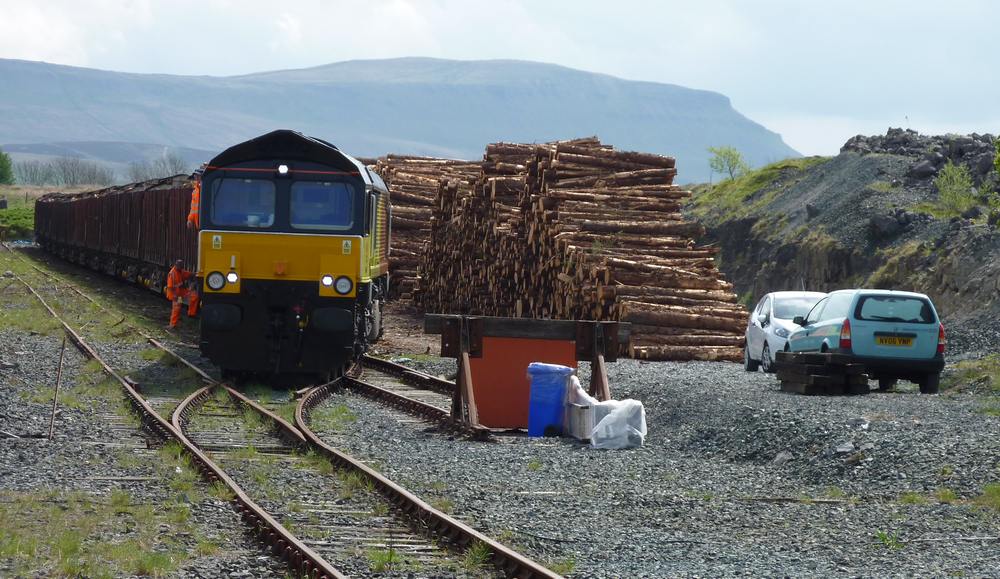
[0,255,285,577]
[7,247,1000,577]
[317,358,1000,578]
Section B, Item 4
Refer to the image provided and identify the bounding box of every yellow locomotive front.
[195,130,389,379]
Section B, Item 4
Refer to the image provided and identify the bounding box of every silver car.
[744,291,826,373]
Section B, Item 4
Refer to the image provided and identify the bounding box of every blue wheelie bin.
[527,363,574,437]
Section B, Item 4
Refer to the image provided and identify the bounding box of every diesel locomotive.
[35,130,390,380]
[197,130,389,379]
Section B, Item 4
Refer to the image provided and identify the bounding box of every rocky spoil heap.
[843,127,997,182]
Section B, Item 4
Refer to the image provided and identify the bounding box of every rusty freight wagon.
[34,175,198,294]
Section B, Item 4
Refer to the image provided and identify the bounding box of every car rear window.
[773,296,822,320]
[855,295,935,324]
[821,293,855,320]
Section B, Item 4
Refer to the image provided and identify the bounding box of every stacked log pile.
[416,138,746,362]
[523,140,745,361]
[419,138,598,315]
[372,155,479,300]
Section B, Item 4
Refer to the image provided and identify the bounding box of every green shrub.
[0,149,13,185]
[935,488,958,503]
[933,161,976,217]
[977,483,1000,511]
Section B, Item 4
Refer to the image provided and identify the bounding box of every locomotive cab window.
[290,181,355,231]
[211,178,275,228]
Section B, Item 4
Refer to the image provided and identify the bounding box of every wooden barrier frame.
[425,315,630,427]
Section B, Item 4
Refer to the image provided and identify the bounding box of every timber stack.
[372,155,479,300]
[419,137,746,362]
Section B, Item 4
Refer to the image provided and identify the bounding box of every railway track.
[6,246,560,578]
[350,355,492,440]
[8,253,342,577]
[175,384,477,576]
[296,386,562,579]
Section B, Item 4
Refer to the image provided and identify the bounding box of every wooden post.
[458,318,480,426]
[590,352,611,402]
[48,336,67,439]
[577,321,614,401]
[458,351,479,426]
[442,316,481,427]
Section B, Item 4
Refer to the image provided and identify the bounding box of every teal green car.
[786,289,946,393]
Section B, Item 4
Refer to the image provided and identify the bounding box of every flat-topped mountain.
[0,57,798,182]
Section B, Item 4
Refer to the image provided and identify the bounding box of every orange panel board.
[468,336,578,429]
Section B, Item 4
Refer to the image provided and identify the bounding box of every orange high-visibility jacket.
[166,266,193,300]
[187,181,201,228]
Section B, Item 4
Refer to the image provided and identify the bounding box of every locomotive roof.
[207,129,387,192]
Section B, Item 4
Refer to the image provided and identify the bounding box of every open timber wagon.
[34,176,199,294]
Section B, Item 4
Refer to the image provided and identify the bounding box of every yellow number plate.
[876,336,913,347]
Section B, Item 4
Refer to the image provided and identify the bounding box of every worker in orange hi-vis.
[186,178,201,229]
[166,259,199,330]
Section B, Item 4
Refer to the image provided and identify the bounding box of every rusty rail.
[345,374,491,440]
[172,386,343,578]
[296,383,562,579]
[355,355,492,439]
[14,273,345,579]
[14,251,556,577]
[362,353,456,395]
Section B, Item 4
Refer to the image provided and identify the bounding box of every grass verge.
[0,489,188,577]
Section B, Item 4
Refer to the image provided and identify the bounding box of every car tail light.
[937,323,946,354]
[839,319,852,351]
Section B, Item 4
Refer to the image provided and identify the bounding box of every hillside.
[687,128,1000,357]
[2,142,215,179]
[0,57,798,182]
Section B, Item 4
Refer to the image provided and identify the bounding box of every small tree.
[0,147,14,185]
[13,160,54,185]
[995,137,1000,175]
[934,161,976,216]
[708,146,749,180]
[127,150,190,183]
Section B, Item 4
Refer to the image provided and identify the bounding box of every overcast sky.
[2,0,997,155]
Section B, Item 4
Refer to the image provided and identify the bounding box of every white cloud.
[269,13,304,53]
[0,1,91,65]
[1,0,998,146]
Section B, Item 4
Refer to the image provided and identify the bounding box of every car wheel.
[761,343,774,373]
[878,377,897,391]
[744,345,760,372]
[919,373,940,394]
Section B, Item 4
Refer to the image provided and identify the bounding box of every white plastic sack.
[566,375,599,407]
[590,399,647,449]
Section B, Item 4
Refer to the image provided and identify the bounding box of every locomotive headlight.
[226,271,239,284]
[334,276,353,295]
[277,164,289,175]
[320,274,334,287]
[206,271,226,290]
